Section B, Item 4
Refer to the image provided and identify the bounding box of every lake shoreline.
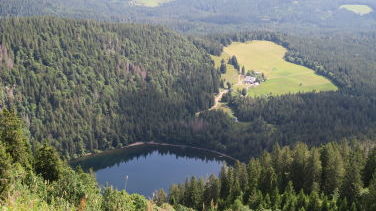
[71,141,238,162]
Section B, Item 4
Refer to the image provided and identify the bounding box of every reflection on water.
[71,145,233,196]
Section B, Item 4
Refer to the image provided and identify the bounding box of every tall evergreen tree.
[0,110,31,169]
[291,143,309,191]
[341,152,363,203]
[304,148,322,193]
[203,175,221,207]
[321,144,345,195]
[0,143,12,196]
[364,148,376,187]
[34,143,62,182]
[220,59,227,73]
[366,174,376,211]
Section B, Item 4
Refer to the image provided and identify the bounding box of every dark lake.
[71,144,234,197]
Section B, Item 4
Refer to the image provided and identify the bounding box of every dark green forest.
[0,17,218,158]
[2,108,376,209]
[0,109,185,210]
[161,142,376,210]
[2,17,376,163]
[183,31,376,160]
[0,0,375,33]
[0,3,376,208]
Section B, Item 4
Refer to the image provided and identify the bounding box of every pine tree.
[235,161,248,193]
[219,166,230,200]
[259,153,277,194]
[337,197,348,211]
[0,110,32,169]
[204,175,221,207]
[271,187,281,210]
[340,152,363,203]
[168,184,182,205]
[272,145,292,191]
[220,59,227,73]
[248,190,263,210]
[350,202,357,211]
[241,66,245,75]
[304,148,322,193]
[0,143,12,196]
[365,174,376,211]
[364,148,376,187]
[241,88,247,96]
[307,191,321,211]
[153,189,167,206]
[263,193,271,209]
[291,143,309,191]
[228,56,240,71]
[321,144,345,195]
[296,189,309,210]
[34,143,62,182]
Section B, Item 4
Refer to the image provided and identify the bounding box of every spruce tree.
[0,143,12,196]
[364,148,376,187]
[34,144,62,182]
[340,152,363,203]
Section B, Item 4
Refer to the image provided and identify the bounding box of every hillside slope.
[0,109,194,210]
[0,0,375,32]
[0,17,219,157]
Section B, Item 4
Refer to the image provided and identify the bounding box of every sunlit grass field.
[213,40,337,97]
[135,0,173,7]
[340,4,373,15]
[211,52,239,86]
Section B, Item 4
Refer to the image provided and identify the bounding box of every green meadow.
[340,4,373,15]
[211,52,239,86]
[135,0,173,7]
[213,40,337,97]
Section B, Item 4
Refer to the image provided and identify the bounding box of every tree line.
[157,142,376,210]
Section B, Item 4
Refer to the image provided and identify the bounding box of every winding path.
[209,89,229,110]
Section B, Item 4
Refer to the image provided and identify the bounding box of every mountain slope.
[0,17,219,157]
[0,0,375,32]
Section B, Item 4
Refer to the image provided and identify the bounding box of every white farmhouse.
[244,76,256,84]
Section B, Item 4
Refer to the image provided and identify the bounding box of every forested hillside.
[0,0,375,33]
[177,31,376,160]
[0,17,219,158]
[2,18,376,162]
[0,109,192,210]
[1,2,376,210]
[162,142,376,210]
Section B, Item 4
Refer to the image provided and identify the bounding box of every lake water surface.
[72,144,233,197]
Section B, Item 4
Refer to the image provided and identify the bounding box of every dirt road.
[209,89,229,110]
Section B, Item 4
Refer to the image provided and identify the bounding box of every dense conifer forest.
[3,108,376,210]
[0,17,218,158]
[0,109,195,210]
[182,32,376,160]
[0,0,375,33]
[161,142,376,210]
[0,0,376,209]
[1,17,376,163]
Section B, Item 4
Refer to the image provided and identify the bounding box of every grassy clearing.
[340,4,373,15]
[134,0,173,7]
[210,54,240,117]
[211,53,239,86]
[220,41,337,97]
